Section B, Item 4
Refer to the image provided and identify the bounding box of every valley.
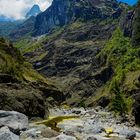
[0,0,140,140]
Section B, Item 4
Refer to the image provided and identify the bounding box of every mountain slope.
[9,16,36,41]
[0,21,22,38]
[132,0,140,46]
[0,38,63,118]
[17,0,127,106]
[14,0,140,125]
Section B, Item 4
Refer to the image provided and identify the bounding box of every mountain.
[9,16,36,41]
[0,5,41,39]
[0,20,22,38]
[0,0,140,126]
[0,37,63,118]
[18,0,126,104]
[15,0,140,125]
[33,0,124,36]
[4,5,41,40]
[0,15,13,22]
[26,4,41,18]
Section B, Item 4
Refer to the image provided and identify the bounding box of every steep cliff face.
[132,1,140,46]
[33,0,123,36]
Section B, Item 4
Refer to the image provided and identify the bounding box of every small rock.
[56,133,77,140]
[72,110,81,115]
[0,126,19,140]
[0,110,29,134]
[87,136,97,140]
[95,106,103,112]
[94,127,105,133]
[126,131,136,140]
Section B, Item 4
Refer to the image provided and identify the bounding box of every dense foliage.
[0,37,47,82]
[99,28,140,114]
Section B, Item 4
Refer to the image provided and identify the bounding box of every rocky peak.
[33,0,124,36]
[26,4,41,18]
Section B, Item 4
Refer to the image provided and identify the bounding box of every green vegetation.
[111,80,134,115]
[0,37,47,83]
[98,28,140,114]
[79,100,86,109]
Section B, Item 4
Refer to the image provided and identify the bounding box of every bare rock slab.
[0,110,29,134]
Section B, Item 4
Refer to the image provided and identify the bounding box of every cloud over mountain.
[0,0,52,20]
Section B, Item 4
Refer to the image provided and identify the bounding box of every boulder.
[0,126,19,140]
[0,110,28,134]
[126,131,136,140]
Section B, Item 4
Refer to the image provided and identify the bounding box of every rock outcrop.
[0,111,28,134]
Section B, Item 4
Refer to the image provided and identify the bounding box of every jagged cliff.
[33,0,124,36]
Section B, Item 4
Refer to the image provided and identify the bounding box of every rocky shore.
[0,108,140,140]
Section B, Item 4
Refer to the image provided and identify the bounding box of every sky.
[118,0,137,5]
[0,0,138,20]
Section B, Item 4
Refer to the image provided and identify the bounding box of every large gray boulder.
[0,126,19,140]
[0,110,29,134]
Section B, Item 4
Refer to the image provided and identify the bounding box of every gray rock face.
[0,110,29,134]
[0,126,19,140]
[33,0,123,36]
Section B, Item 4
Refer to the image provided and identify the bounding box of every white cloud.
[0,0,52,20]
